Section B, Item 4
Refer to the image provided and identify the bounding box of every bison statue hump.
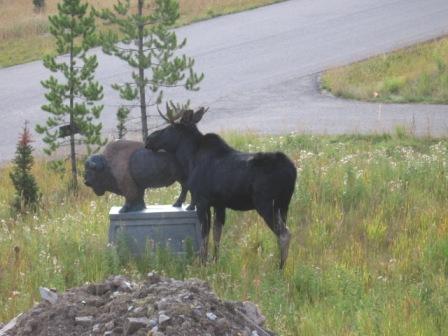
[84,140,189,213]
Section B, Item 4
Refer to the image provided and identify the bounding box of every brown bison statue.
[84,140,191,213]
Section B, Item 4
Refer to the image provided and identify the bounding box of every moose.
[145,106,297,269]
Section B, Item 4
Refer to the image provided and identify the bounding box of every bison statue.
[84,140,190,213]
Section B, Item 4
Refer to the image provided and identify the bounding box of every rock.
[215,318,230,333]
[75,316,93,326]
[110,275,133,292]
[112,327,123,335]
[88,283,111,296]
[242,301,266,326]
[92,323,101,333]
[105,320,115,330]
[132,306,144,314]
[124,317,150,335]
[39,287,58,304]
[251,331,260,336]
[147,272,161,284]
[0,314,21,336]
[156,298,170,310]
[206,312,217,321]
[158,313,170,324]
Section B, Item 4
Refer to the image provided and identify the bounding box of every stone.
[105,320,115,330]
[92,323,101,333]
[242,301,266,326]
[0,314,21,336]
[75,316,93,326]
[147,272,161,284]
[206,312,217,321]
[124,317,150,335]
[158,313,170,324]
[39,287,58,304]
[88,283,111,296]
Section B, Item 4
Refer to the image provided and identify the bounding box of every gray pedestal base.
[109,205,201,256]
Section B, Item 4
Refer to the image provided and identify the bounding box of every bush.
[381,77,405,95]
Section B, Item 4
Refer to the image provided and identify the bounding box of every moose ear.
[192,107,207,124]
[180,110,194,124]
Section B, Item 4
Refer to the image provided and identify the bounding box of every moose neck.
[174,126,203,176]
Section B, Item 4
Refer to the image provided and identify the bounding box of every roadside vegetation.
[322,37,448,104]
[1,132,447,335]
[0,0,284,68]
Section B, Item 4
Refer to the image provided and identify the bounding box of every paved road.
[1,0,448,161]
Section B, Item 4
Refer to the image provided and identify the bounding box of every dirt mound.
[2,273,275,336]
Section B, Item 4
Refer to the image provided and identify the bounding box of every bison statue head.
[84,155,115,196]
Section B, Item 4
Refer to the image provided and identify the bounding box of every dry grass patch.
[0,0,284,67]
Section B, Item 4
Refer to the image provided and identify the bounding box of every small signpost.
[58,124,81,138]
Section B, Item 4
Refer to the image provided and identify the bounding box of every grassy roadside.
[1,132,448,335]
[0,0,285,68]
[322,37,448,104]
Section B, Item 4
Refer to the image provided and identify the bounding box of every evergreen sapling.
[10,124,40,213]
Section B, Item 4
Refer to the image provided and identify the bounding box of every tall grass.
[322,37,448,104]
[0,0,284,68]
[1,133,447,335]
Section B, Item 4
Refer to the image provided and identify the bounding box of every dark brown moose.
[84,139,191,213]
[145,107,296,269]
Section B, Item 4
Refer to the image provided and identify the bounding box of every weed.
[0,133,447,335]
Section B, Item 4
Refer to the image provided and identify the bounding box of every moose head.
[145,104,207,152]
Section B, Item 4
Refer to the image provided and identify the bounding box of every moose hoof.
[186,204,195,211]
[172,201,182,208]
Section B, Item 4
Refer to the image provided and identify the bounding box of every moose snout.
[145,135,155,150]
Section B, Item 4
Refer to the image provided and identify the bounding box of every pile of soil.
[2,273,275,336]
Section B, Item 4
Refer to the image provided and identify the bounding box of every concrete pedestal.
[109,205,201,256]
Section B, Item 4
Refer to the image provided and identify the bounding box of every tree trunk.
[138,0,148,141]
[69,21,77,190]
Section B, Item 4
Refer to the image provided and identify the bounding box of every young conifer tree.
[10,123,40,213]
[96,0,203,141]
[116,106,130,139]
[36,0,104,190]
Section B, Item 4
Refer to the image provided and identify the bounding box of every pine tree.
[116,106,130,139]
[96,0,203,141]
[10,123,40,213]
[36,0,105,190]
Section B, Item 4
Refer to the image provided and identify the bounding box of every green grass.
[0,0,285,68]
[322,37,448,104]
[1,132,448,335]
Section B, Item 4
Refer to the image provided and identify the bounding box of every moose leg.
[197,204,211,264]
[213,207,226,262]
[277,208,291,270]
[172,183,187,208]
[255,200,291,269]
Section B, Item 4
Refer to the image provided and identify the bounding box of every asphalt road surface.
[1,0,448,161]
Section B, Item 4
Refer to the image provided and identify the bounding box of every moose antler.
[156,101,189,124]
